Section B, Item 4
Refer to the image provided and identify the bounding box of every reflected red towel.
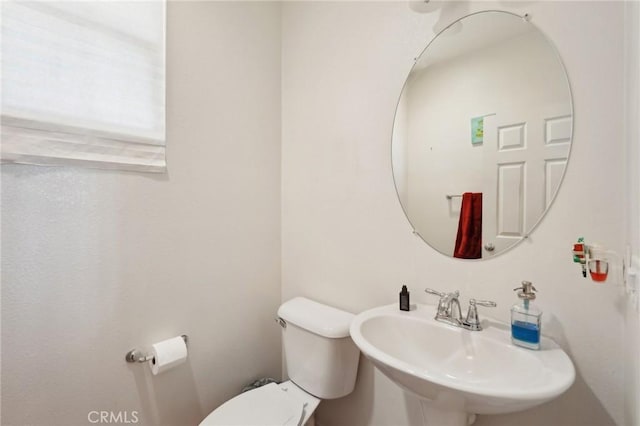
[454,192,482,259]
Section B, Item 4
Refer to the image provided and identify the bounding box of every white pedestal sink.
[349,304,575,426]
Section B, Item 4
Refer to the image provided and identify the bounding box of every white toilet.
[199,297,361,426]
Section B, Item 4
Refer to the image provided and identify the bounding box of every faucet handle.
[464,299,496,331]
[425,288,460,299]
[470,299,497,308]
[424,288,446,298]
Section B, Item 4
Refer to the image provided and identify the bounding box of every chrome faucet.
[424,288,496,331]
[425,288,463,327]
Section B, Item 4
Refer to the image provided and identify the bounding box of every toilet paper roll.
[149,336,188,375]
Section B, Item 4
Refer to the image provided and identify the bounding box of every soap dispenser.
[399,285,410,311]
[511,281,541,350]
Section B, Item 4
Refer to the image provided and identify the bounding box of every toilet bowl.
[199,297,360,426]
[199,381,320,426]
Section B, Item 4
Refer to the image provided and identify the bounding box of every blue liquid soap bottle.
[511,281,541,350]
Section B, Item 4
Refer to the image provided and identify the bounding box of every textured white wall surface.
[624,1,640,425]
[282,2,626,426]
[1,2,282,425]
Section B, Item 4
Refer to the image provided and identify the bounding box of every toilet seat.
[199,381,320,426]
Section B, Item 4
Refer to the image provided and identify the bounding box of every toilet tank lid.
[278,297,354,338]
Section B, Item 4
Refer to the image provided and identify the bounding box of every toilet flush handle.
[275,317,287,329]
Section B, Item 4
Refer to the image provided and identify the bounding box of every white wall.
[624,1,640,425]
[1,2,282,425]
[282,2,626,426]
[391,92,409,209]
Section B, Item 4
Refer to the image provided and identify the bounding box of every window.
[1,1,166,172]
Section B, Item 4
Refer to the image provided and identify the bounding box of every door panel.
[483,105,571,256]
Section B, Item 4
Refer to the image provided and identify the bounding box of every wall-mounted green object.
[471,116,484,144]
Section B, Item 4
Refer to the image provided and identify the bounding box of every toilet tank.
[277,297,360,399]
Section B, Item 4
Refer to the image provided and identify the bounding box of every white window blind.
[1,1,166,172]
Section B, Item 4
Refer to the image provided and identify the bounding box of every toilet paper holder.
[125,335,188,363]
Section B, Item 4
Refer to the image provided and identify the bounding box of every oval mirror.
[392,11,573,259]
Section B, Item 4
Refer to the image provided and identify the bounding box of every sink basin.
[350,303,575,423]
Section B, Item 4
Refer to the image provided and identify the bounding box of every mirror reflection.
[392,11,573,259]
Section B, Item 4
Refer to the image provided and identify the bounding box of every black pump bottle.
[399,285,410,311]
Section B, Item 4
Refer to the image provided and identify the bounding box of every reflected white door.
[483,106,571,256]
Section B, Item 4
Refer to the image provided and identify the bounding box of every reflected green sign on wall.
[471,116,484,144]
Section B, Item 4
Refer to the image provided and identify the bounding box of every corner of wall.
[624,1,640,425]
